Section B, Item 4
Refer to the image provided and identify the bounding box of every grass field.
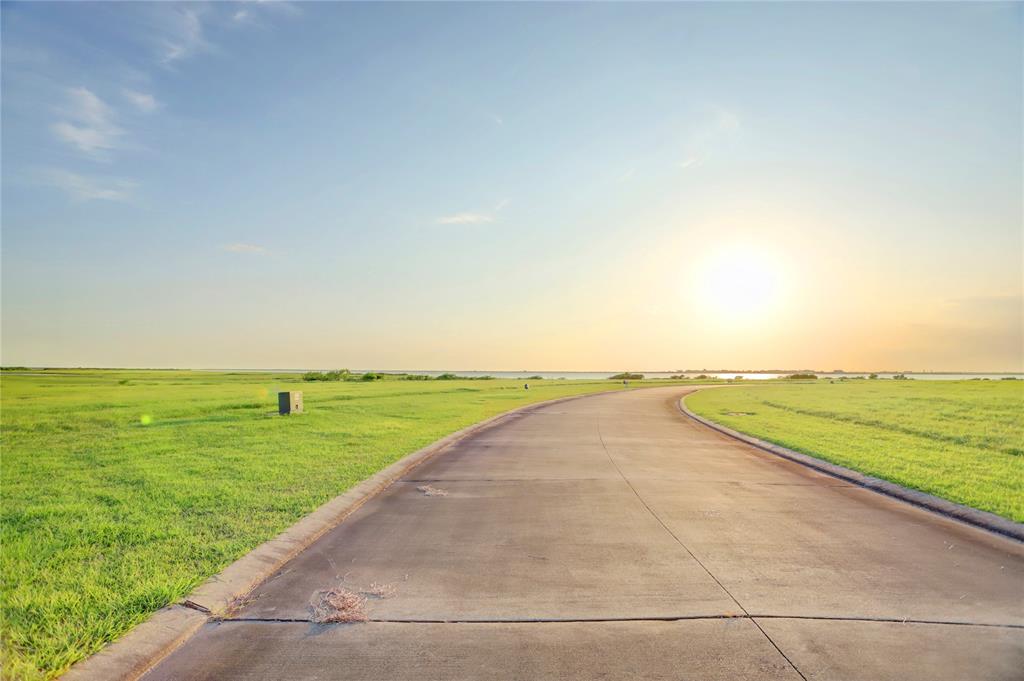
[0,370,686,680]
[685,380,1024,522]
[5,373,1021,679]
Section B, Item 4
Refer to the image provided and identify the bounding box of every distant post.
[278,391,303,415]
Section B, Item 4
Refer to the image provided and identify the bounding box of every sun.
[694,246,786,321]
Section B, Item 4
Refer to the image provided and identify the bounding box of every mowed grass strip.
[0,370,662,680]
[685,380,1024,522]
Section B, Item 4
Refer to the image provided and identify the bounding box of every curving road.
[143,387,1024,680]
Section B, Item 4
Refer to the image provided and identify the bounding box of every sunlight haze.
[2,2,1021,371]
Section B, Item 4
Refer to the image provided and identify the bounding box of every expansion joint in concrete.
[595,416,809,681]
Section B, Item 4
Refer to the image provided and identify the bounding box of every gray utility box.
[278,391,303,415]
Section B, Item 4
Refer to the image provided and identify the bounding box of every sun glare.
[695,246,786,322]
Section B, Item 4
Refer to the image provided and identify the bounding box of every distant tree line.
[301,369,383,382]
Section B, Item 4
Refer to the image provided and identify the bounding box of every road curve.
[143,386,1024,680]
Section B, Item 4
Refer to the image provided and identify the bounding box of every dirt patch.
[416,485,449,497]
[363,581,397,599]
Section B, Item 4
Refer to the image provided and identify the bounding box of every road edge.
[60,387,633,681]
[677,391,1024,543]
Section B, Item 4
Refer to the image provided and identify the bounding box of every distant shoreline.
[4,367,1022,380]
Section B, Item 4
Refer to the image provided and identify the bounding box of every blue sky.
[2,1,1021,371]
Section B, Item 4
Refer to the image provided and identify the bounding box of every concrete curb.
[61,387,632,681]
[677,391,1024,543]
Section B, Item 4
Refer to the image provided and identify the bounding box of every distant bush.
[526,375,545,380]
[670,374,689,379]
[361,372,383,381]
[302,370,352,382]
[694,374,711,380]
[401,374,431,381]
[731,376,744,380]
[609,373,643,380]
[785,373,818,380]
[868,373,879,379]
[435,373,459,380]
[1001,377,1018,380]
[892,373,910,380]
[1,366,30,371]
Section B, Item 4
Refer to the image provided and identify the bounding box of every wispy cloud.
[678,106,741,170]
[435,199,509,225]
[161,7,206,64]
[51,87,123,157]
[44,169,136,201]
[230,1,302,28]
[435,213,494,225]
[123,89,159,113]
[223,242,268,254]
[246,1,303,17]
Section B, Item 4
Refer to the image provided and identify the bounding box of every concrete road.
[144,387,1024,680]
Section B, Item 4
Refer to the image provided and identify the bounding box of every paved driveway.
[143,387,1024,680]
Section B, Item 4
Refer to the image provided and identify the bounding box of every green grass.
[0,370,689,680]
[685,380,1024,522]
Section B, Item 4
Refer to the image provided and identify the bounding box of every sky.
[2,1,1021,372]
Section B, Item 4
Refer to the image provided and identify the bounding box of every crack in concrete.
[596,416,810,681]
[215,614,1024,629]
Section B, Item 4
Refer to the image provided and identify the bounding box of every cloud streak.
[123,89,159,113]
[44,169,136,201]
[160,7,206,64]
[51,87,123,157]
[678,106,741,170]
[435,212,494,225]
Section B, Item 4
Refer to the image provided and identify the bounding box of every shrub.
[302,370,352,382]
[609,373,643,380]
[785,373,818,380]
[435,373,459,380]
[361,372,383,381]
[401,374,431,381]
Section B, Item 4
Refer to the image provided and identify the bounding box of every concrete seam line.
[59,386,642,681]
[677,391,1024,543]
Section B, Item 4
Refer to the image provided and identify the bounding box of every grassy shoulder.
[1,370,687,680]
[685,380,1024,522]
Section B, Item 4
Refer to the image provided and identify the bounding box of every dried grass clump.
[309,586,368,623]
[417,485,448,497]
